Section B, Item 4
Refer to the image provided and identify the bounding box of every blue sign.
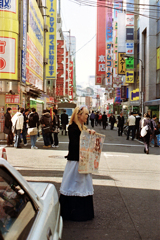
[0,0,11,9]
[21,0,27,83]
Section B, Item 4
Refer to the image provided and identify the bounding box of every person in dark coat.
[135,113,142,140]
[22,109,29,146]
[109,113,116,130]
[4,108,13,146]
[90,111,95,128]
[140,113,153,154]
[61,110,68,135]
[28,108,39,149]
[59,106,95,221]
[40,110,52,148]
[102,112,107,129]
[117,112,125,136]
[95,112,99,126]
[52,109,60,147]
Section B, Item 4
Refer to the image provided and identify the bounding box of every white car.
[0,158,63,240]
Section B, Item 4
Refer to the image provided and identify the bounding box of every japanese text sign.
[125,56,134,69]
[69,61,73,101]
[130,88,139,101]
[46,0,57,80]
[5,94,19,104]
[126,14,134,27]
[118,52,126,75]
[126,42,134,55]
[125,71,134,83]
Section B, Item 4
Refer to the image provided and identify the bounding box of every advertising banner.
[118,52,126,75]
[106,0,112,87]
[46,0,57,80]
[126,14,134,27]
[113,0,123,87]
[5,94,19,104]
[69,61,73,101]
[126,42,134,55]
[126,56,134,69]
[22,0,27,83]
[126,28,134,40]
[96,0,106,85]
[56,40,65,97]
[130,89,139,101]
[26,0,44,90]
[0,0,18,80]
[125,71,134,83]
[78,130,105,174]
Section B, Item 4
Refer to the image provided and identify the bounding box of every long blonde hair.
[69,106,88,131]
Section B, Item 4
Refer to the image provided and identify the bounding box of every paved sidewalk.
[3,146,160,240]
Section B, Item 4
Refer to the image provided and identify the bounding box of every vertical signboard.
[0,0,18,80]
[56,40,64,96]
[26,0,44,90]
[113,0,123,88]
[69,61,73,101]
[118,53,126,75]
[126,14,134,27]
[96,0,106,85]
[46,0,57,81]
[22,0,27,83]
[65,51,69,96]
[105,0,112,87]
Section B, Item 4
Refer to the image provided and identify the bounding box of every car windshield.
[0,167,36,240]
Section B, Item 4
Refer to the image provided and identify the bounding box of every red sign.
[96,0,106,85]
[69,61,73,101]
[5,95,20,104]
[56,40,65,96]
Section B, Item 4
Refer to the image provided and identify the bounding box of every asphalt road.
[2,124,160,240]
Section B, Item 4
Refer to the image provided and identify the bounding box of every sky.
[61,0,97,88]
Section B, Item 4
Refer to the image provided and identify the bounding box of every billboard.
[96,0,106,85]
[126,42,134,55]
[26,0,44,90]
[69,61,73,101]
[105,0,112,87]
[22,0,27,83]
[126,57,134,69]
[0,0,18,80]
[118,52,126,75]
[113,0,123,87]
[125,71,134,83]
[46,0,57,80]
[126,14,134,27]
[130,89,139,101]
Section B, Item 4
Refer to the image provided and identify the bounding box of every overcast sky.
[61,0,96,87]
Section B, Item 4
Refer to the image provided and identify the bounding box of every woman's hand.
[87,129,96,135]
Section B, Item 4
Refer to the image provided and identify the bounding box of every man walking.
[150,114,159,147]
[126,112,136,140]
[12,107,24,148]
[117,112,124,136]
[61,110,68,135]
[90,111,95,128]
[102,112,107,129]
[109,113,116,130]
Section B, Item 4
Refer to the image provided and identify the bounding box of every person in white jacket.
[12,108,24,148]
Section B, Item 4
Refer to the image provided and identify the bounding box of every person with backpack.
[11,108,24,148]
[90,111,95,128]
[28,108,39,149]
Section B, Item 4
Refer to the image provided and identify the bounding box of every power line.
[72,34,96,55]
[70,0,159,20]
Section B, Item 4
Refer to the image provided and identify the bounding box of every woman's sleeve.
[69,128,80,146]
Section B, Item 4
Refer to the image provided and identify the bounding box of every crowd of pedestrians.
[4,107,64,149]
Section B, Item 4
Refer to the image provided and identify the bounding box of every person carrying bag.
[28,108,39,149]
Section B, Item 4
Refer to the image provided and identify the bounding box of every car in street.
[0,158,63,240]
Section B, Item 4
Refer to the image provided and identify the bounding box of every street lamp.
[122,54,144,116]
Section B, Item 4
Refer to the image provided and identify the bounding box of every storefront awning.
[144,99,160,106]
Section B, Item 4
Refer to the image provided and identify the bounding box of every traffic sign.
[125,71,134,83]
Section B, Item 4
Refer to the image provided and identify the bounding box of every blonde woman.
[59,106,95,221]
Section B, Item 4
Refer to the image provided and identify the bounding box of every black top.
[61,113,68,125]
[67,121,81,161]
[53,114,60,128]
[4,112,12,129]
[102,114,107,122]
[40,113,52,129]
[117,116,124,126]
[29,112,39,128]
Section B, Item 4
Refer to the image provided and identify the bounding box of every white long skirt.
[60,161,94,197]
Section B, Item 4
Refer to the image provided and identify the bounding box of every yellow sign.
[130,88,139,101]
[125,71,134,83]
[26,0,44,90]
[46,0,57,80]
[118,52,126,75]
[0,0,19,80]
[157,48,160,70]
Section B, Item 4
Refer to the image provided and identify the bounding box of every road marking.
[104,153,129,158]
[103,143,143,147]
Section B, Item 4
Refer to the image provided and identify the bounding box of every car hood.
[29,182,49,197]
